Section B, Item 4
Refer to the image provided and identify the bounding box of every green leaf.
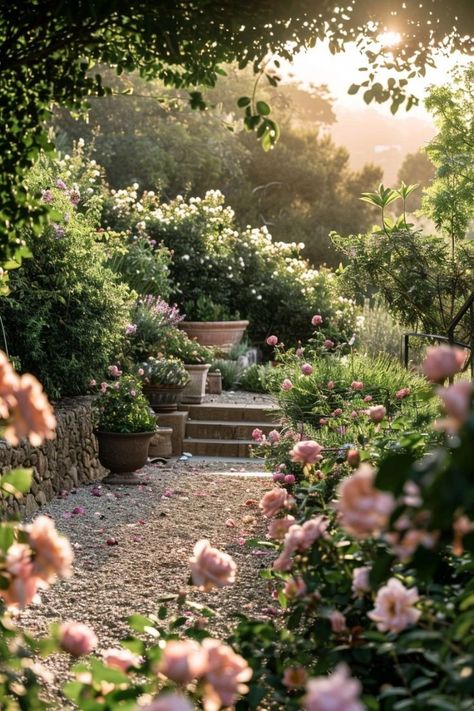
[0,468,33,497]
[237,96,251,108]
[348,84,360,95]
[256,100,271,116]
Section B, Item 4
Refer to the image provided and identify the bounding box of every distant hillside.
[326,105,435,184]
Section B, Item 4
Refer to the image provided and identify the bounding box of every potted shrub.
[178,295,249,352]
[138,356,190,412]
[163,329,212,404]
[93,375,156,474]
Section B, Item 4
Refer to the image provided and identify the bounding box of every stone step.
[185,420,278,441]
[183,438,256,458]
[183,403,280,424]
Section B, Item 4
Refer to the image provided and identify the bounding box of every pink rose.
[267,429,280,443]
[323,339,334,349]
[268,515,295,540]
[319,417,328,426]
[329,610,347,634]
[201,639,252,711]
[332,408,343,417]
[423,345,466,383]
[336,463,395,537]
[436,381,473,431]
[311,314,323,326]
[386,527,438,561]
[190,540,236,591]
[283,577,307,600]
[352,566,370,597]
[295,347,304,358]
[367,405,386,423]
[290,440,323,465]
[272,471,285,482]
[368,577,421,633]
[259,488,293,518]
[346,449,360,468]
[89,379,96,387]
[453,515,474,556]
[281,378,293,391]
[27,515,73,582]
[100,381,108,393]
[140,694,194,711]
[284,473,296,485]
[327,380,335,390]
[395,387,411,399]
[301,363,313,375]
[266,335,278,346]
[351,380,364,390]
[108,364,122,377]
[1,543,39,608]
[283,666,307,688]
[158,640,208,683]
[251,427,263,442]
[273,517,328,571]
[363,394,373,402]
[103,647,140,672]
[304,664,364,711]
[60,622,98,656]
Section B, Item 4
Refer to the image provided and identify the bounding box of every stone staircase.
[182,403,281,458]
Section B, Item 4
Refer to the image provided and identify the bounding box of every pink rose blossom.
[423,345,466,383]
[352,566,370,597]
[272,471,285,482]
[139,694,194,711]
[103,648,140,672]
[295,347,304,358]
[284,577,307,599]
[284,473,296,485]
[259,488,293,518]
[395,387,411,399]
[273,517,328,571]
[28,515,73,582]
[436,381,473,431]
[346,449,360,468]
[138,368,145,376]
[350,410,358,418]
[268,429,280,443]
[336,463,395,537]
[290,440,323,465]
[89,379,96,387]
[301,363,313,375]
[190,540,236,591]
[251,427,263,442]
[332,408,343,417]
[4,373,56,447]
[323,339,334,349]
[108,364,122,377]
[453,515,474,556]
[202,639,252,711]
[386,524,438,560]
[158,640,208,683]
[281,378,293,391]
[311,314,323,326]
[368,577,421,633]
[367,405,386,423]
[266,335,278,346]
[283,666,307,688]
[125,323,137,336]
[327,380,335,390]
[60,622,98,656]
[351,381,364,390]
[363,395,373,402]
[100,382,108,393]
[304,664,364,711]
[268,515,296,540]
[319,417,328,426]
[329,610,347,634]
[1,543,39,608]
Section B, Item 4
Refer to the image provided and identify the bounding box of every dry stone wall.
[0,397,106,517]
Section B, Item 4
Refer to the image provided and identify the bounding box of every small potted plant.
[179,295,249,352]
[93,375,156,474]
[138,356,190,412]
[164,330,213,404]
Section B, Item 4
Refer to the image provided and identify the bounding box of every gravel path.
[17,459,274,703]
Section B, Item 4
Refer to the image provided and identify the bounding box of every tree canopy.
[0,0,473,264]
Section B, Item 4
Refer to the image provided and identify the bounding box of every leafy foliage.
[93,375,155,433]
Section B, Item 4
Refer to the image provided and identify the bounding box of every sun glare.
[378,30,402,47]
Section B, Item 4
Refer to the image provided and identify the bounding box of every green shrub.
[357,297,404,359]
[210,359,241,390]
[1,155,133,399]
[239,363,277,393]
[93,375,155,433]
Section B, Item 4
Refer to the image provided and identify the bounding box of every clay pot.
[182,364,210,404]
[179,320,249,352]
[95,431,154,473]
[142,384,186,413]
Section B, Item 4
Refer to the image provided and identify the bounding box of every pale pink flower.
[4,374,56,447]
[0,351,19,415]
[272,471,285,482]
[202,639,252,711]
[453,515,474,556]
[268,429,281,443]
[423,345,466,383]
[268,516,295,540]
[60,622,98,656]
[89,379,96,388]
[351,381,364,390]
[319,417,328,426]
[323,339,334,349]
[284,577,307,599]
[363,395,372,403]
[368,577,421,633]
[304,664,364,711]
[346,449,360,468]
[284,473,296,485]
[283,666,307,688]
[290,440,323,465]
[350,410,358,418]
[108,364,122,377]
[189,540,236,591]
[295,347,304,358]
[138,368,145,376]
[301,363,313,375]
[436,381,473,431]
[327,380,335,390]
[329,610,347,634]
[158,640,208,683]
[367,405,386,423]
[386,528,438,561]
[259,487,293,518]
[352,566,370,598]
[266,335,278,346]
[27,515,73,582]
[100,382,108,393]
[332,408,343,417]
[273,517,328,571]
[125,323,137,336]
[251,427,263,442]
[299,516,329,549]
[281,378,293,391]
[336,463,395,537]
[395,387,411,399]
[312,314,323,326]
[103,648,140,672]
[1,543,39,608]
[139,694,194,711]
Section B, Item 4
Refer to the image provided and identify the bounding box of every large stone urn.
[95,431,154,473]
[179,320,249,352]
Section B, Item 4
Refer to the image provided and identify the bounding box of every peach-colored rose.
[189,540,236,591]
[368,577,421,633]
[346,449,360,468]
[351,381,364,390]
[367,405,386,423]
[284,577,307,599]
[27,515,73,582]
[304,664,364,711]
[299,516,329,550]
[1,543,40,608]
[259,488,292,518]
[386,527,438,561]
[351,566,370,598]
[267,429,281,443]
[0,351,19,418]
[329,610,347,634]
[290,440,323,465]
[436,381,473,432]
[283,666,307,688]
[452,515,474,556]
[60,622,98,656]
[268,515,295,540]
[201,639,252,711]
[273,517,328,571]
[158,640,208,683]
[5,374,56,447]
[103,648,141,673]
[423,345,466,383]
[395,387,411,399]
[138,694,194,711]
[336,464,395,537]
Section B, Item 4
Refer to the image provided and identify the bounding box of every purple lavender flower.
[42,189,54,203]
[125,323,138,336]
[56,179,67,190]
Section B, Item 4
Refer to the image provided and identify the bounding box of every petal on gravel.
[225,519,236,528]
[72,506,85,515]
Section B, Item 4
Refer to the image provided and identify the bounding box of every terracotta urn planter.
[182,364,210,404]
[95,431,154,473]
[142,384,186,413]
[179,320,249,352]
